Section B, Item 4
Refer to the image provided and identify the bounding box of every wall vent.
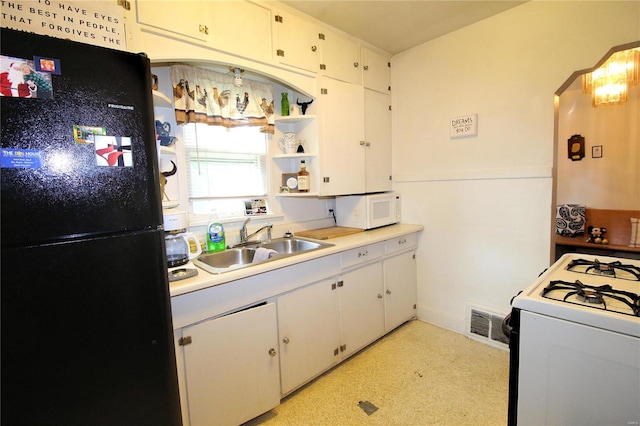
[467,305,509,350]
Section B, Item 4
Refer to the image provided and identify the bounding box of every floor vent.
[468,306,509,349]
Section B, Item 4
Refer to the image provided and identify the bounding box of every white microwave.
[335,192,401,230]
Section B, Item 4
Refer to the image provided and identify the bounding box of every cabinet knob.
[363,65,369,71]
[360,140,366,146]
[311,45,317,52]
[353,61,359,68]
[269,348,277,357]
[386,289,392,295]
[283,337,290,344]
[377,293,383,299]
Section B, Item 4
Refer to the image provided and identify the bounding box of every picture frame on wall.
[592,145,603,158]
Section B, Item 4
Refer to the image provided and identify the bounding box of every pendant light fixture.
[582,48,639,107]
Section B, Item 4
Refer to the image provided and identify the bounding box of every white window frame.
[182,123,270,221]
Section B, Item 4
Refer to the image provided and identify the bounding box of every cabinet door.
[364,89,392,193]
[319,76,365,195]
[182,303,280,426]
[273,11,321,73]
[362,47,391,94]
[210,1,272,62]
[383,250,417,331]
[135,1,211,42]
[278,278,341,395]
[339,262,385,358]
[320,30,361,84]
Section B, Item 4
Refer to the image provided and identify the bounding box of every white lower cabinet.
[175,232,419,425]
[180,302,280,426]
[383,250,418,331]
[277,278,341,395]
[338,261,385,358]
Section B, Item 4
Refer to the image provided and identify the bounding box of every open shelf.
[153,90,172,108]
[275,114,316,124]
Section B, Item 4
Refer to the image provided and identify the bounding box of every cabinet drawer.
[341,242,383,269]
[385,233,418,254]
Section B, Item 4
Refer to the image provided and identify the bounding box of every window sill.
[188,213,284,228]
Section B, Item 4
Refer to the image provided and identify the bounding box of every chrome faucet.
[239,217,272,244]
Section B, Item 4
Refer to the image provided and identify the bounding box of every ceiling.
[280,1,528,55]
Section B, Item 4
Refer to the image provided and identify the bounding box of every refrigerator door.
[1,29,163,247]
[1,230,181,426]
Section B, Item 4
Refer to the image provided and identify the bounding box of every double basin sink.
[193,237,334,274]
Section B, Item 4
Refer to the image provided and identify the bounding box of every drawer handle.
[358,250,368,258]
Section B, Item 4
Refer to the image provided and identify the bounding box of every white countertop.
[169,223,423,297]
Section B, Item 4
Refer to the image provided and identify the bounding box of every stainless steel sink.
[193,248,257,272]
[193,237,333,274]
[259,238,327,254]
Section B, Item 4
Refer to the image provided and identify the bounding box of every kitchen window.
[183,123,268,218]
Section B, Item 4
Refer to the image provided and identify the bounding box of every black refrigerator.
[1,29,182,425]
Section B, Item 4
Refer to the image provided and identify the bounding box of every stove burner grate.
[542,280,640,317]
[576,289,605,305]
[566,258,640,281]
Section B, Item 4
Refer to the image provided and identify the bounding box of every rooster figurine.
[236,92,249,114]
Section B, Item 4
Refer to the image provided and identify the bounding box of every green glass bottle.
[281,92,289,116]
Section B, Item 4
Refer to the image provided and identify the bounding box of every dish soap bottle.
[207,222,225,252]
[297,160,309,192]
[281,92,289,116]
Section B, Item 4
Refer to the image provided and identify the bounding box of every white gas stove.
[513,253,640,336]
[507,254,640,426]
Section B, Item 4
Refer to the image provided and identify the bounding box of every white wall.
[392,1,640,333]
[557,84,639,209]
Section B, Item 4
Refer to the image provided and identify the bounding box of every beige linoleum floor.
[245,319,509,426]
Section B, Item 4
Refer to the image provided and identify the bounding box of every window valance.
[170,65,274,134]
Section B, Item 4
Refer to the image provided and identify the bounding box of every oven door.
[516,310,640,426]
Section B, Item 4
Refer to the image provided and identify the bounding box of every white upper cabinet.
[209,1,273,62]
[364,89,392,193]
[135,1,212,42]
[135,1,272,61]
[272,11,321,73]
[362,47,391,94]
[318,76,366,195]
[320,30,361,84]
[318,78,392,195]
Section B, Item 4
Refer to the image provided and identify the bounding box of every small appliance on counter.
[164,210,201,281]
[336,192,401,230]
